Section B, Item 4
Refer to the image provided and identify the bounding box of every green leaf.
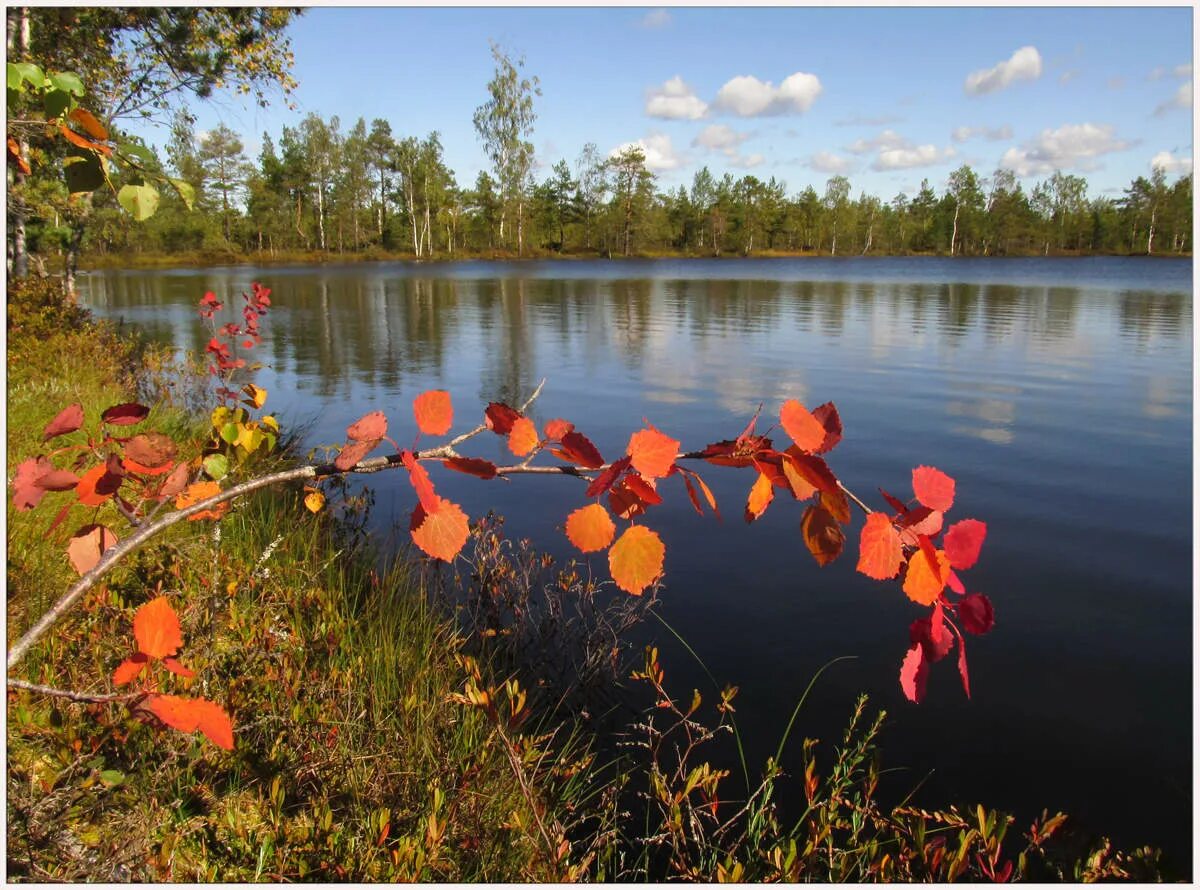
[48,71,83,97]
[220,422,240,445]
[168,177,196,211]
[118,142,155,166]
[42,88,69,119]
[62,153,105,194]
[7,63,22,93]
[117,182,159,221]
[15,62,44,89]
[203,453,229,481]
[98,769,125,787]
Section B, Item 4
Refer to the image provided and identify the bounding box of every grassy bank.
[6,279,1174,881]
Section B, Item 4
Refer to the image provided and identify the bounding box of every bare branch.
[6,679,139,704]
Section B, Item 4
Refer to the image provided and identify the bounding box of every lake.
[78,256,1193,872]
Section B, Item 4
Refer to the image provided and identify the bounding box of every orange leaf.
[59,122,111,155]
[410,497,470,562]
[69,108,108,141]
[902,548,950,606]
[66,524,117,576]
[144,694,234,750]
[112,653,148,686]
[783,448,839,495]
[401,451,439,513]
[124,432,177,468]
[608,525,665,596]
[780,399,825,453]
[801,504,845,567]
[820,488,852,525]
[133,595,183,659]
[507,417,539,456]
[543,418,574,440]
[856,512,904,581]
[413,390,453,436]
[175,480,227,521]
[565,503,616,553]
[124,457,176,477]
[163,657,196,679]
[7,136,30,175]
[627,425,679,480]
[691,471,720,520]
[744,472,774,523]
[912,466,955,513]
[443,456,498,479]
[76,463,121,506]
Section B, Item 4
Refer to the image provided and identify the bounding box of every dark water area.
[78,256,1193,873]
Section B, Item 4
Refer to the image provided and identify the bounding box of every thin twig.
[6,679,139,704]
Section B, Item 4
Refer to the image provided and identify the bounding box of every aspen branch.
[6,679,141,704]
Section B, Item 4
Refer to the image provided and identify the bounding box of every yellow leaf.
[608,525,665,596]
[304,490,325,513]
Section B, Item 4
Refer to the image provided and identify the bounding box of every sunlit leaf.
[784,448,840,495]
[780,399,825,453]
[744,471,774,523]
[899,644,929,703]
[543,418,574,440]
[133,596,182,659]
[820,488,852,524]
[117,182,159,221]
[12,457,53,510]
[565,503,616,553]
[957,631,971,699]
[241,384,267,410]
[42,403,84,441]
[144,694,234,750]
[163,657,195,679]
[507,417,539,456]
[346,410,387,442]
[159,463,191,499]
[608,481,648,520]
[174,480,227,521]
[943,519,987,570]
[60,121,111,156]
[557,430,605,468]
[76,463,122,506]
[413,390,453,436]
[902,547,950,606]
[912,465,955,513]
[401,450,439,513]
[608,525,665,596]
[856,512,903,581]
[67,524,117,576]
[443,456,498,479]
[410,497,470,562]
[623,473,662,506]
[68,108,107,140]
[334,438,377,471]
[49,71,84,97]
[112,653,148,686]
[202,453,229,481]
[627,425,680,480]
[781,453,818,501]
[304,490,325,513]
[811,401,843,454]
[801,504,845,566]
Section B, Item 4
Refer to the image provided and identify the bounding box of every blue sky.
[147,6,1194,200]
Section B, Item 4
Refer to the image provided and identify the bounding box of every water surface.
[79,256,1193,871]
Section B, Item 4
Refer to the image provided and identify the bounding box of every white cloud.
[1151,150,1192,175]
[951,124,1013,143]
[610,133,684,172]
[808,151,853,174]
[639,9,670,29]
[713,71,822,117]
[645,76,708,120]
[964,46,1043,96]
[846,129,908,155]
[872,144,956,171]
[1174,63,1193,78]
[1149,66,1166,81]
[729,153,764,169]
[1154,80,1192,116]
[692,124,747,151]
[834,113,903,127]
[1000,122,1131,176]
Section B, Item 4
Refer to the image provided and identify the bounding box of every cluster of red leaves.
[857,467,993,702]
[112,596,234,750]
[200,282,271,398]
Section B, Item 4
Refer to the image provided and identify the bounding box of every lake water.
[78,256,1193,872]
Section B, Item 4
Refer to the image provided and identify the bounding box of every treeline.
[79,112,1191,262]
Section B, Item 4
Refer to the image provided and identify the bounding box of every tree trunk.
[63,221,85,299]
[950,202,960,257]
[316,181,326,250]
[8,6,31,280]
[1147,205,1156,255]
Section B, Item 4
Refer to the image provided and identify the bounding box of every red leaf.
[76,463,122,506]
[507,417,540,456]
[144,694,234,750]
[543,418,574,440]
[608,481,649,520]
[124,432,178,468]
[334,438,378,471]
[46,501,73,535]
[912,465,955,513]
[112,653,148,686]
[557,430,605,469]
[946,568,966,595]
[744,472,774,523]
[780,453,818,501]
[7,135,30,174]
[944,519,987,570]
[443,457,498,480]
[958,593,995,635]
[34,469,80,491]
[100,403,150,426]
[565,503,616,553]
[957,632,971,699]
[585,455,631,499]
[484,402,521,435]
[878,488,909,515]
[608,525,666,596]
[780,399,826,453]
[751,454,791,490]
[910,611,954,663]
[899,644,929,703]
[783,449,840,495]
[413,390,453,436]
[623,473,663,506]
[857,512,904,580]
[627,425,680,480]
[410,497,470,562]
[680,472,705,516]
[811,401,843,454]
[801,503,845,566]
[347,410,387,442]
[67,524,118,576]
[43,403,84,441]
[12,457,53,510]
[133,596,183,659]
[401,451,439,513]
